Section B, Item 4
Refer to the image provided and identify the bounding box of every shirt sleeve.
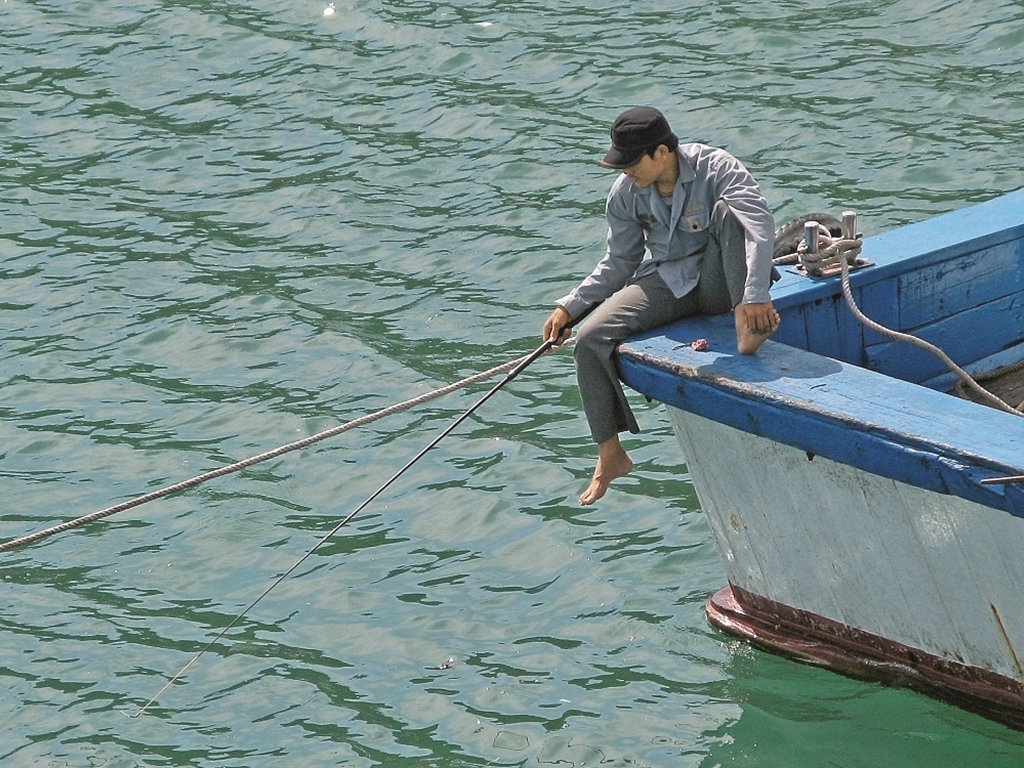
[556,177,647,319]
[709,152,776,304]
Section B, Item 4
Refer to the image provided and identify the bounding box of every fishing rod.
[129,313,587,717]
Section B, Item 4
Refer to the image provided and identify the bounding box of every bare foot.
[580,436,634,506]
[735,303,781,355]
[736,321,773,354]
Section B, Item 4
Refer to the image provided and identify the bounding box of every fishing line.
[128,324,583,717]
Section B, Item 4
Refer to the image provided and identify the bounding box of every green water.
[4,0,1024,765]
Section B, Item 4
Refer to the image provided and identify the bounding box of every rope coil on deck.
[773,217,863,275]
[0,341,573,553]
[799,234,863,275]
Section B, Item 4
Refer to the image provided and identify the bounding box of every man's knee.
[711,199,743,246]
[712,198,732,226]
[573,317,607,361]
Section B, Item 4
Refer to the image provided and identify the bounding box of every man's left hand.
[736,302,780,336]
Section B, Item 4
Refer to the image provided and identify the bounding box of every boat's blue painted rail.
[618,317,1024,518]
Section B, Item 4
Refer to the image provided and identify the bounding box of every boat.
[615,187,1024,730]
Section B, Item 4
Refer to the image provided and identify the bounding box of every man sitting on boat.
[542,106,780,506]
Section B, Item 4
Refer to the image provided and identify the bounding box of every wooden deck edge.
[707,585,1024,731]
[617,338,1024,518]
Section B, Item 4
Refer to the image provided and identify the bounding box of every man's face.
[622,151,657,188]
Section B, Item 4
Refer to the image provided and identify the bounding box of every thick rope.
[953,356,1024,408]
[1,341,574,553]
[776,220,1023,417]
[838,252,1023,417]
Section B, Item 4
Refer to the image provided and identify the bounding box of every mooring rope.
[0,341,574,553]
[953,356,1024,408]
[834,241,1023,417]
[775,218,1023,417]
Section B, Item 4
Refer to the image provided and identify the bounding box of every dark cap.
[600,107,677,169]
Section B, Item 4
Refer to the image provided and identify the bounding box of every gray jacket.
[557,143,775,319]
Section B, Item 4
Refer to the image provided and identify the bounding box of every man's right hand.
[543,306,573,346]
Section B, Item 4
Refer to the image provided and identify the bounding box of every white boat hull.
[668,405,1024,727]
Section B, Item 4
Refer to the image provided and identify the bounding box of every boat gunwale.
[618,328,1024,518]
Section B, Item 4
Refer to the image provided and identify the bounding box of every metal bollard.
[842,211,857,240]
[842,211,858,263]
[804,220,820,254]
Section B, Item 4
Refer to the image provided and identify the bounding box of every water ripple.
[3,0,1024,765]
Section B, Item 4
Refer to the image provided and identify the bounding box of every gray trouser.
[574,200,751,444]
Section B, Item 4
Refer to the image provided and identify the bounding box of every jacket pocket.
[682,206,710,234]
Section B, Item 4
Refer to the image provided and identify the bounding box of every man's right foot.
[579,450,633,506]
